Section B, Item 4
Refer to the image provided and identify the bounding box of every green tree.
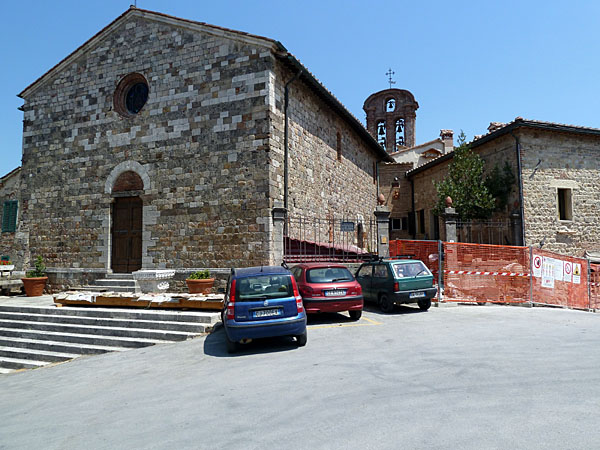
[484,161,516,213]
[433,131,495,220]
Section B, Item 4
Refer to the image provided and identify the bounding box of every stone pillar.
[374,206,391,258]
[510,211,522,246]
[271,201,287,265]
[444,207,458,243]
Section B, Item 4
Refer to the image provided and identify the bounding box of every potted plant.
[21,256,48,297]
[185,269,215,294]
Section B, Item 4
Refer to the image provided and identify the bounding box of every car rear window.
[235,274,293,302]
[392,262,430,278]
[306,267,354,283]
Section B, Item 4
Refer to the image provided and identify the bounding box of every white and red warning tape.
[444,270,530,277]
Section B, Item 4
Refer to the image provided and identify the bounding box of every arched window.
[377,121,386,149]
[386,98,396,112]
[395,119,405,148]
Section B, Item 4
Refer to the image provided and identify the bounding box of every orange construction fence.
[590,264,600,310]
[531,249,589,310]
[389,239,597,311]
[442,242,530,304]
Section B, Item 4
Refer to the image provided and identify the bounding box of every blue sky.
[2,0,600,177]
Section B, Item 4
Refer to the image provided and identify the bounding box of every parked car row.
[221,259,437,353]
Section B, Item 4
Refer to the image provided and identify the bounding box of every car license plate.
[409,291,426,299]
[253,308,281,318]
[324,289,347,297]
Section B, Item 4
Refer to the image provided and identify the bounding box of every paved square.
[1,304,599,449]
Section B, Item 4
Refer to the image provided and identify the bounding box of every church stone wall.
[269,64,381,249]
[19,15,277,283]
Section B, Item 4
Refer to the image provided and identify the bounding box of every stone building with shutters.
[13,7,392,289]
[0,167,22,261]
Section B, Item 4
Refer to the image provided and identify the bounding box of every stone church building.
[12,7,392,288]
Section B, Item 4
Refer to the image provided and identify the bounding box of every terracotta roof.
[406,117,600,178]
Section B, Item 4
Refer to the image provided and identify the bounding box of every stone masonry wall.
[269,63,381,251]
[519,128,600,256]
[410,133,519,242]
[19,13,277,284]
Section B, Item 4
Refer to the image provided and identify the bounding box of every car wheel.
[349,310,362,321]
[418,299,431,311]
[379,294,394,313]
[296,331,307,347]
[225,333,238,354]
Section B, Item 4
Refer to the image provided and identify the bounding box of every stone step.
[0,327,181,348]
[0,336,126,355]
[0,319,197,341]
[0,311,209,333]
[94,279,138,287]
[0,304,219,324]
[78,285,138,293]
[0,346,79,363]
[0,356,48,370]
[105,274,137,280]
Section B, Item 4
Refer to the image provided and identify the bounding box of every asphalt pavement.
[1,303,600,449]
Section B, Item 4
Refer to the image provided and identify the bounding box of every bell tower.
[363,71,419,152]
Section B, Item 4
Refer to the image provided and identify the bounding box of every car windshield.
[392,262,430,278]
[235,274,293,302]
[306,267,354,283]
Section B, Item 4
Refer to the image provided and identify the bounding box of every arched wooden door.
[111,196,142,273]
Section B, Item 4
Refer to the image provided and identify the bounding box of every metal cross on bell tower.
[386,68,396,89]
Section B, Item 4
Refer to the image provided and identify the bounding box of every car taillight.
[355,284,362,295]
[226,279,236,320]
[299,285,313,298]
[394,281,399,292]
[292,277,304,313]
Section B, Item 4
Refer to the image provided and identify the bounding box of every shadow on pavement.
[362,303,427,316]
[306,312,357,325]
[203,326,303,358]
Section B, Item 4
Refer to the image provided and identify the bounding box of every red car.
[291,263,363,320]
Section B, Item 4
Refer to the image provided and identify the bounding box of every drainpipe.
[410,178,416,239]
[283,69,302,212]
[509,130,526,245]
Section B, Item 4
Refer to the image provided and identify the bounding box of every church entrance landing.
[111,196,142,273]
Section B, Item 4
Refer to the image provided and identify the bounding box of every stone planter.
[132,270,176,294]
[185,278,215,294]
[21,277,48,297]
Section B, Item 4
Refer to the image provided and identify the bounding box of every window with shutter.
[2,201,18,233]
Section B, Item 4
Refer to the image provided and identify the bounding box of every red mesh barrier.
[442,242,530,304]
[531,248,590,310]
[590,264,600,310]
[389,240,440,282]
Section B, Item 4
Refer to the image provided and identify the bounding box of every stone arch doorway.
[111,171,144,273]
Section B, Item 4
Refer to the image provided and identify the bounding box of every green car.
[355,259,437,313]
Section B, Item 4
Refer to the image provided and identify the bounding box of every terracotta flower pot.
[21,277,48,297]
[186,278,215,294]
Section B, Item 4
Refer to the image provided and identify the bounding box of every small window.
[390,218,402,230]
[373,162,377,184]
[336,132,342,161]
[418,210,425,234]
[356,265,373,278]
[558,188,573,221]
[2,201,18,233]
[373,264,389,279]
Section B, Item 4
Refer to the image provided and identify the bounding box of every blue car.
[222,266,307,353]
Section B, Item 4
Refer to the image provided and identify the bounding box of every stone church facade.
[14,8,390,289]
